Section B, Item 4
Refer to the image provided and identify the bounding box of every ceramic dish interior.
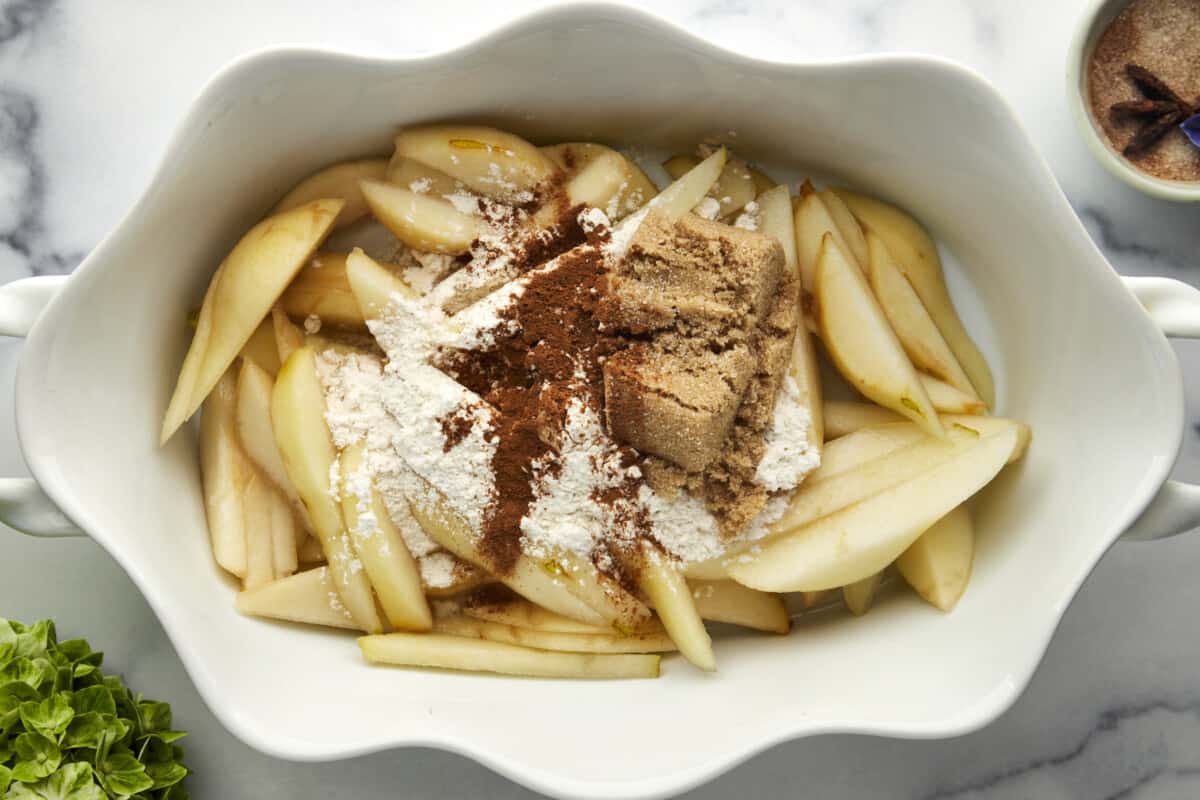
[7,5,1187,799]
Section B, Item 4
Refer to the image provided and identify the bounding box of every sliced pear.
[746,164,775,195]
[239,319,281,377]
[463,596,615,635]
[236,359,303,510]
[822,401,905,439]
[161,199,343,443]
[815,234,942,437]
[920,373,986,414]
[392,125,559,202]
[434,616,676,654]
[639,542,716,671]
[551,551,653,631]
[688,580,790,634]
[833,188,994,407]
[270,347,382,633]
[729,423,1021,592]
[338,442,433,631]
[344,247,419,321]
[358,633,660,679]
[242,469,277,590]
[818,189,869,268]
[404,480,607,626]
[272,159,387,228]
[866,232,976,398]
[794,191,861,294]
[360,180,483,255]
[662,152,756,217]
[297,534,325,564]
[267,488,298,579]
[810,421,926,479]
[385,156,462,198]
[682,557,730,581]
[272,306,306,364]
[896,505,974,611]
[198,369,249,577]
[646,148,727,221]
[842,572,883,616]
[798,589,834,610]
[563,148,630,211]
[277,252,383,329]
[236,566,358,630]
[759,184,823,446]
[770,425,982,536]
[757,185,800,279]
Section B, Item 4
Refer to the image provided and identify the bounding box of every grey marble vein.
[922,701,1200,799]
[0,88,82,276]
[0,0,53,46]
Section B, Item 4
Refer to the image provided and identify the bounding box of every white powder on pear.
[756,375,821,491]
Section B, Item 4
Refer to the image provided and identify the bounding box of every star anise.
[1110,63,1198,156]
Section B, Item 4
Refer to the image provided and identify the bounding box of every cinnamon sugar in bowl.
[1068,0,1200,200]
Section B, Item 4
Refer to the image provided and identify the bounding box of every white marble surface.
[2,1,1200,797]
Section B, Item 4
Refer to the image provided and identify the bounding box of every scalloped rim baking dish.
[3,5,1200,799]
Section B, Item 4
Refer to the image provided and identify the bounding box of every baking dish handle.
[0,275,84,537]
[1121,276,1200,540]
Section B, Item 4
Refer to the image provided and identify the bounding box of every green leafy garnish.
[0,619,188,799]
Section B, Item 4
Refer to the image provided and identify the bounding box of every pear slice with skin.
[272,306,306,364]
[359,180,483,255]
[236,359,305,517]
[271,346,382,633]
[794,191,862,294]
[433,616,677,655]
[833,187,995,408]
[822,401,905,439]
[758,184,823,446]
[278,252,400,330]
[640,542,716,671]
[338,442,433,632]
[541,143,658,219]
[817,189,869,269]
[392,125,560,203]
[267,487,297,579]
[404,486,607,626]
[345,247,419,321]
[239,319,281,377]
[662,152,757,217]
[385,156,462,198]
[463,596,618,635]
[896,504,974,611]
[843,572,883,616]
[770,424,988,536]
[729,423,1021,592]
[358,633,660,679]
[272,159,387,228]
[920,373,986,414]
[688,580,790,634]
[241,469,277,590]
[198,369,250,577]
[815,233,942,438]
[161,198,343,444]
[236,566,358,630]
[866,231,977,398]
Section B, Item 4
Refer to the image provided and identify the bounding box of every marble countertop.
[3,0,1200,797]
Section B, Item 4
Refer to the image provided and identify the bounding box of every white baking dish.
[3,5,1200,798]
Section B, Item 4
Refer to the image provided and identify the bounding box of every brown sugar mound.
[600,210,801,532]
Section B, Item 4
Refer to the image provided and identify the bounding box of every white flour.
[755,375,820,491]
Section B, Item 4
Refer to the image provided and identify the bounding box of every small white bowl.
[1067,0,1200,201]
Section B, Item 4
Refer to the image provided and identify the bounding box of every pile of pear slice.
[158,124,1026,679]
